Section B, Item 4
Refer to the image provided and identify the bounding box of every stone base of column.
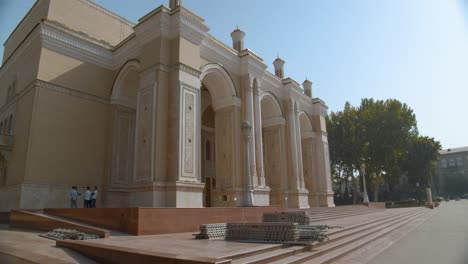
[318,191,335,207]
[307,192,321,208]
[288,189,310,208]
[253,186,270,206]
[166,181,205,208]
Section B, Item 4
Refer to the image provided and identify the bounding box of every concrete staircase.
[304,205,385,222]
[220,207,433,264]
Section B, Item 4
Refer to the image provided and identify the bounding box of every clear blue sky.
[1,0,467,149]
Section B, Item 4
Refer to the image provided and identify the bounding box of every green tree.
[328,98,421,202]
[358,99,418,193]
[327,102,362,202]
[405,136,441,189]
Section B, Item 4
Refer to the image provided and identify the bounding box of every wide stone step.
[325,208,427,243]
[302,210,433,264]
[226,208,421,264]
[231,245,305,264]
[326,208,425,236]
[308,211,383,222]
[266,209,431,264]
[332,209,434,264]
[217,244,286,260]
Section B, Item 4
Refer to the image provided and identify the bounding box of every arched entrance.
[260,93,288,206]
[110,61,140,186]
[199,63,240,207]
[299,112,319,206]
[201,87,216,207]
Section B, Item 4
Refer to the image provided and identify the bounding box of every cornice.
[0,25,41,78]
[36,79,109,105]
[135,5,209,47]
[77,0,135,28]
[240,49,268,77]
[282,77,300,88]
[138,62,200,79]
[113,36,140,67]
[312,98,328,117]
[174,8,210,46]
[262,71,282,90]
[200,36,239,75]
[40,21,114,69]
[43,20,114,49]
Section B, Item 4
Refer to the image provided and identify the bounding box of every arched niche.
[299,111,318,206]
[260,92,287,206]
[199,63,240,207]
[110,60,141,186]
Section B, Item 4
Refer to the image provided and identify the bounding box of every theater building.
[0,0,335,210]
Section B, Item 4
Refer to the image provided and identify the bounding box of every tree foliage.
[327,98,440,202]
[404,136,441,187]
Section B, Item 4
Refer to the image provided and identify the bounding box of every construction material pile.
[263,211,310,224]
[297,225,329,242]
[194,212,337,243]
[194,223,227,239]
[40,228,101,240]
[225,222,299,242]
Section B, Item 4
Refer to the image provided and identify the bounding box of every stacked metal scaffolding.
[263,211,310,224]
[194,212,334,243]
[225,222,299,242]
[194,223,227,239]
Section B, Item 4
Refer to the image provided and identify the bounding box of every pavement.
[369,200,468,264]
[0,224,96,263]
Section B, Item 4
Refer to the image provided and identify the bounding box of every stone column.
[294,107,306,190]
[280,123,290,208]
[244,78,258,186]
[286,100,310,208]
[253,84,266,186]
[311,101,335,207]
[287,100,301,191]
[242,121,254,206]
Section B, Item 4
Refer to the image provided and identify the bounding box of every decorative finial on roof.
[231,27,246,52]
[169,0,182,9]
[273,56,285,79]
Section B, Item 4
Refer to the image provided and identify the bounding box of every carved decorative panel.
[134,84,155,182]
[181,86,198,179]
[111,107,135,185]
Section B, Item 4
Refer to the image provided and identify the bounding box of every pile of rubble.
[40,228,101,240]
[194,211,337,243]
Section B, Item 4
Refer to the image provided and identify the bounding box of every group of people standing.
[70,186,98,208]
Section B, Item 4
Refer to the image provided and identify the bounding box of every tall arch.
[299,111,319,206]
[260,92,288,206]
[199,63,241,207]
[200,63,238,110]
[111,60,141,109]
[110,60,141,187]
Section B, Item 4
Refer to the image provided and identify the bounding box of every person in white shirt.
[91,186,98,208]
[84,186,92,208]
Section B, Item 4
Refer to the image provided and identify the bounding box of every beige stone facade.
[0,0,334,210]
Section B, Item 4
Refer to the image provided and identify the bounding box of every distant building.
[434,147,468,196]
